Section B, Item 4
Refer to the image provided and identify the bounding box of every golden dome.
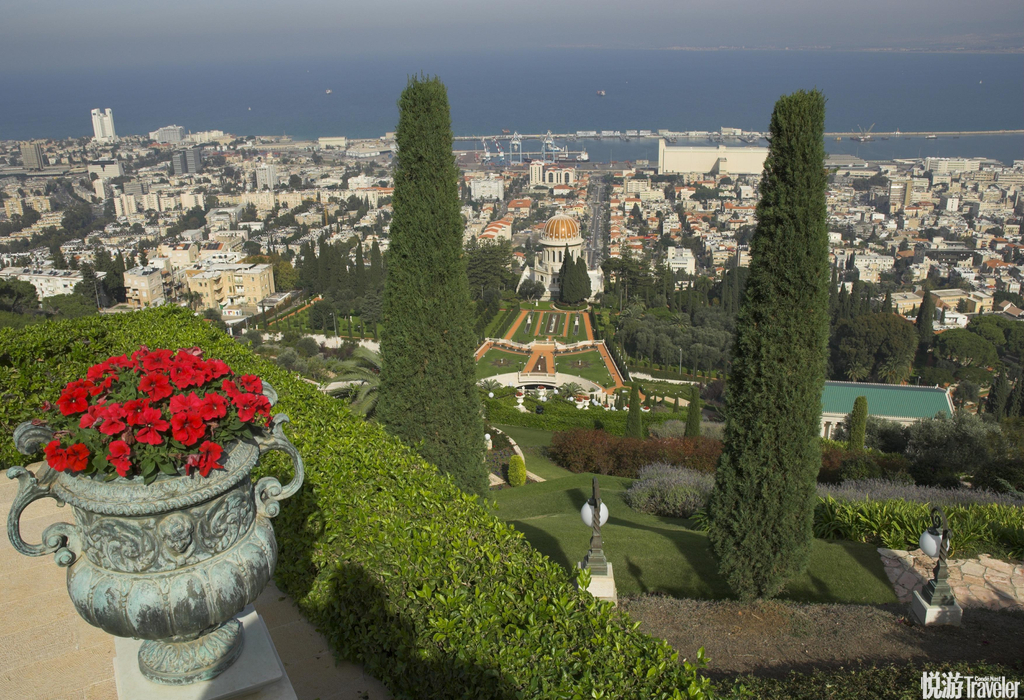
[541,214,581,242]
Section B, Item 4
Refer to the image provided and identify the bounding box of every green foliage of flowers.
[482,392,672,435]
[813,496,1024,559]
[0,307,720,699]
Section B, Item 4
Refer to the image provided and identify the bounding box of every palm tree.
[560,381,585,399]
[879,355,911,385]
[326,347,381,418]
[479,379,502,394]
[845,362,869,383]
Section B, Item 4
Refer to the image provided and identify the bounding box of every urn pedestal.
[6,384,303,686]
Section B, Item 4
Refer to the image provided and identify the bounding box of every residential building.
[186,263,275,311]
[0,267,106,299]
[88,160,124,180]
[469,177,504,200]
[171,147,203,176]
[664,246,696,275]
[255,164,278,191]
[20,142,44,170]
[123,266,166,308]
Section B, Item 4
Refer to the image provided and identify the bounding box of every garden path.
[0,475,390,700]
[502,309,529,341]
[527,344,555,374]
[878,547,1024,611]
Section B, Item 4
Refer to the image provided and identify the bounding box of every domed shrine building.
[519,213,603,301]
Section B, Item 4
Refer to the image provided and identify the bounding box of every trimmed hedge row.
[483,393,673,435]
[549,429,724,478]
[491,301,521,340]
[0,308,718,699]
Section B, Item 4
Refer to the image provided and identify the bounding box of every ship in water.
[596,90,606,96]
[925,134,938,140]
[325,89,332,94]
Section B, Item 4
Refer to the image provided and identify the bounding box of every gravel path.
[622,595,1024,679]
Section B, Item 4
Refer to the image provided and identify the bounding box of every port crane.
[853,123,876,142]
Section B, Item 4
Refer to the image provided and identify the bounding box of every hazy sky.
[2,0,1021,70]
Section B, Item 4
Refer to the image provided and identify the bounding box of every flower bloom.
[203,359,231,382]
[99,403,128,436]
[79,403,107,429]
[169,392,203,415]
[142,349,174,373]
[199,393,227,421]
[139,373,173,402]
[106,440,132,477]
[170,362,199,390]
[135,407,170,446]
[123,399,150,426]
[239,375,263,394]
[221,379,241,398]
[233,393,271,423]
[187,441,224,477]
[171,411,206,446]
[57,380,94,415]
[46,441,90,473]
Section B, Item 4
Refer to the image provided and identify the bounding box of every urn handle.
[253,414,304,518]
[6,464,80,567]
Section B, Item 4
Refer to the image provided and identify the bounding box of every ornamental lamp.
[910,506,961,626]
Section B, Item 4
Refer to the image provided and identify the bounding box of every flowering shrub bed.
[624,463,714,518]
[41,347,271,482]
[623,464,1024,560]
[548,428,723,477]
[482,393,672,435]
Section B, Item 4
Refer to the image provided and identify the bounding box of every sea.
[1,49,1022,164]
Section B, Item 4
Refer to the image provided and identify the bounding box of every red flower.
[139,373,173,402]
[169,392,202,415]
[170,362,198,390]
[233,392,271,423]
[171,411,206,446]
[238,375,263,394]
[44,440,67,471]
[187,441,224,477]
[57,380,93,416]
[106,440,132,477]
[108,354,135,370]
[135,407,170,445]
[99,403,127,436]
[79,403,107,429]
[64,443,90,472]
[199,393,227,421]
[203,359,231,382]
[142,348,174,373]
[124,399,149,426]
[221,379,241,398]
[88,375,117,397]
[87,361,115,382]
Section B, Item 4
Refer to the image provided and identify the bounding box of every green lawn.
[490,474,899,604]
[555,350,615,388]
[477,348,529,380]
[511,311,542,343]
[493,425,572,480]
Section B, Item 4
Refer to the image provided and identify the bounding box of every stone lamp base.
[579,562,618,607]
[910,589,963,626]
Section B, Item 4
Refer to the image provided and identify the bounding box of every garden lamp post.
[911,506,962,626]
[578,476,609,576]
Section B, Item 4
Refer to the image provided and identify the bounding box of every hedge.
[491,301,521,340]
[0,307,719,699]
[483,394,673,435]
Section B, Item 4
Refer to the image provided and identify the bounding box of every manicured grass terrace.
[491,474,900,604]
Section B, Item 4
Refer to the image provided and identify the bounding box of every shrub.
[507,454,526,487]
[294,336,320,358]
[549,429,723,478]
[624,464,714,518]
[482,393,672,435]
[839,451,881,481]
[0,308,719,699]
[649,419,687,439]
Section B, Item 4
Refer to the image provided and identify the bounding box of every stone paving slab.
[878,547,1024,612]
[0,474,391,700]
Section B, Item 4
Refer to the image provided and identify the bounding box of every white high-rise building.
[255,164,278,191]
[149,125,186,144]
[91,108,117,143]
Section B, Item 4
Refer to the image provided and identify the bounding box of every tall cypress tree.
[625,384,643,438]
[377,76,486,495]
[557,245,573,303]
[685,384,701,438]
[916,292,935,350]
[576,255,591,302]
[708,90,830,600]
[848,396,868,450]
[369,240,383,292]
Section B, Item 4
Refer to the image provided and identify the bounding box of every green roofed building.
[820,381,954,439]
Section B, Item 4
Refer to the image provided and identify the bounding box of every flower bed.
[548,428,723,477]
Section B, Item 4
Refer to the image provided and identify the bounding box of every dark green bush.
[0,308,717,699]
[483,393,671,435]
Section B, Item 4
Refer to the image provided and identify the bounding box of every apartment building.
[186,263,275,312]
[124,266,166,308]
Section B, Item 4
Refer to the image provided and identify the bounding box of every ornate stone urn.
[5,383,303,686]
